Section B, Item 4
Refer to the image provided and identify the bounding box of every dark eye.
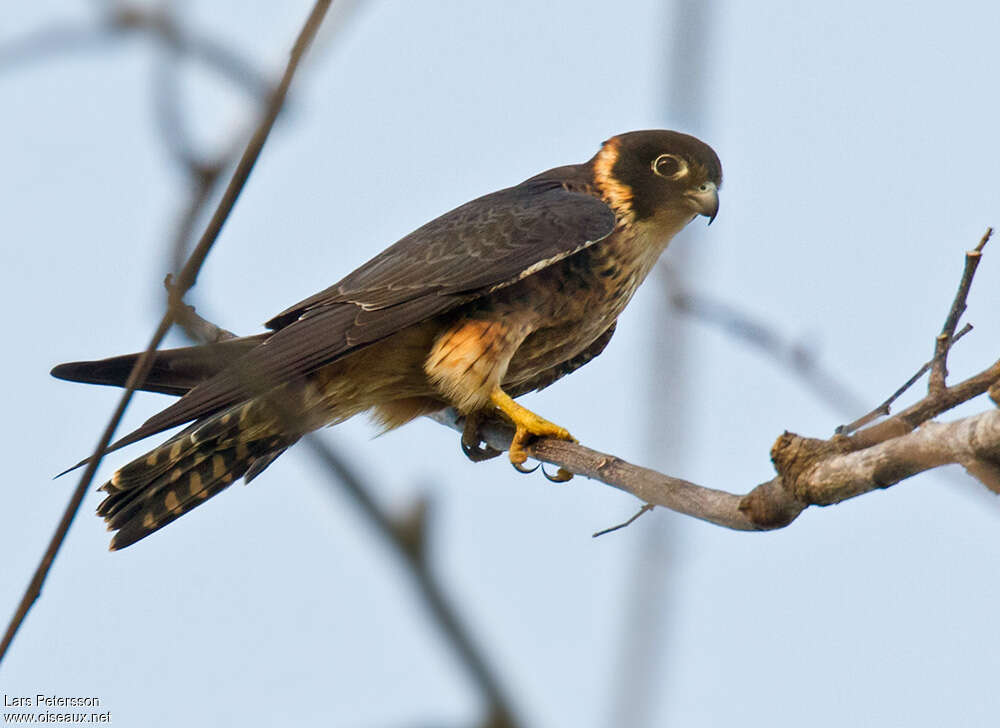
[652,153,687,179]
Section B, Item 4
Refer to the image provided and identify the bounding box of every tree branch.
[928,227,992,394]
[302,436,521,728]
[0,0,332,666]
[433,398,1000,533]
[0,5,269,99]
[431,231,1000,532]
[660,262,869,417]
[836,323,972,435]
[7,6,522,723]
[174,297,523,728]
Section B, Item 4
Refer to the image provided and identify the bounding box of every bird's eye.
[651,153,687,180]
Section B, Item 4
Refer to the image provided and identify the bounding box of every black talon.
[541,463,573,483]
[461,438,502,463]
[512,460,539,474]
[460,413,502,462]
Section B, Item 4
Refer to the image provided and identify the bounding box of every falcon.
[53,129,722,549]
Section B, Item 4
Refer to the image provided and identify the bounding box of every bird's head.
[591,130,722,225]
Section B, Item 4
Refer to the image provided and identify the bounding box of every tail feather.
[97,403,294,550]
[106,446,244,551]
[101,421,203,494]
[51,335,268,396]
[98,446,219,526]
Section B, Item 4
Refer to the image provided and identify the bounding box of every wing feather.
[111,176,615,448]
[266,178,614,324]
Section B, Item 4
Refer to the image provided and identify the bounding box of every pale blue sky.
[2,2,1000,726]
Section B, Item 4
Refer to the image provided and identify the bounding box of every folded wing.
[106,178,616,452]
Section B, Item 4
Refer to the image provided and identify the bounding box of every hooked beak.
[686,181,719,224]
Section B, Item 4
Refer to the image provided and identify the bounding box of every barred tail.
[97,401,294,550]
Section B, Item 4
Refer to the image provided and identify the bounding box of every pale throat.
[612,205,699,282]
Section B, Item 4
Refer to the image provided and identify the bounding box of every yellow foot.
[489,388,576,481]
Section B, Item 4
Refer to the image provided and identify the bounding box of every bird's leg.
[488,388,576,481]
[460,410,503,462]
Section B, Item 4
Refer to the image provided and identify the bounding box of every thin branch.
[664,243,1000,524]
[303,436,520,728]
[0,0,332,665]
[433,410,761,529]
[9,5,520,721]
[168,286,238,343]
[7,8,994,719]
[434,402,1000,533]
[845,357,1000,451]
[0,7,269,99]
[592,504,655,538]
[164,157,228,288]
[836,323,973,435]
[169,3,330,298]
[170,325,521,726]
[153,35,207,177]
[0,317,174,666]
[428,221,1000,528]
[115,6,271,99]
[928,227,992,393]
[0,22,115,72]
[663,229,990,441]
[661,263,869,417]
[148,3,273,181]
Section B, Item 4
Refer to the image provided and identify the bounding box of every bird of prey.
[52,129,721,549]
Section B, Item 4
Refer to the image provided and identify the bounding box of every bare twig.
[836,323,973,435]
[164,158,228,289]
[159,290,521,725]
[167,283,238,344]
[440,224,1000,525]
[153,38,212,177]
[434,399,1000,533]
[429,227,1000,528]
[303,436,520,728]
[0,315,176,667]
[0,7,268,99]
[0,22,113,72]
[169,4,330,299]
[664,232,987,440]
[928,227,992,393]
[432,409,767,529]
[661,262,868,417]
[592,504,655,537]
[168,318,521,726]
[845,357,1000,451]
[111,6,271,99]
[9,5,522,722]
[0,0,332,665]
[148,3,274,181]
[665,233,997,501]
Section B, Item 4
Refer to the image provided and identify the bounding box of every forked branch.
[436,229,1000,530]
